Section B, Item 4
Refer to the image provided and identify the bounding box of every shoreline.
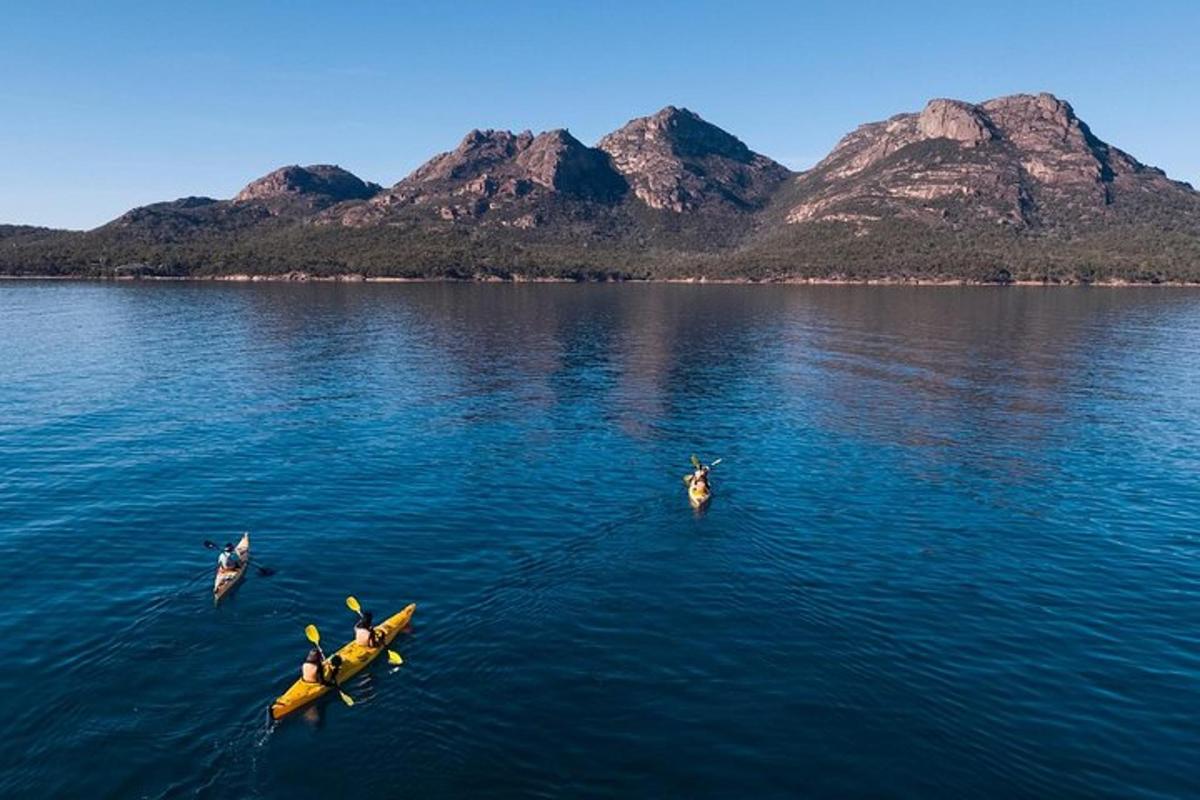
[2,272,1199,287]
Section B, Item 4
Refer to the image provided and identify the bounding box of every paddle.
[304,624,354,707]
[345,596,404,665]
[685,456,722,482]
[202,539,276,576]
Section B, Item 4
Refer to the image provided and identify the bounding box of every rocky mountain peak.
[982,92,1076,130]
[234,165,380,213]
[640,105,754,161]
[977,92,1145,188]
[598,106,789,212]
[917,99,995,146]
[782,91,1181,230]
[398,126,624,198]
[339,126,627,227]
[409,129,537,183]
[514,129,627,201]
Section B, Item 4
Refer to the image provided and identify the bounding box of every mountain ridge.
[3,94,1198,283]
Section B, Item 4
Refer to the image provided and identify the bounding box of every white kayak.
[213,532,250,603]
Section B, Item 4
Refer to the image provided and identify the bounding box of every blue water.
[0,282,1198,799]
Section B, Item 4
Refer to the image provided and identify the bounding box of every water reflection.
[129,282,1200,509]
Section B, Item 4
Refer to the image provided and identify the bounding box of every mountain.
[775,93,1195,230]
[100,165,382,241]
[330,109,785,230]
[107,196,271,239]
[745,92,1200,282]
[597,105,790,212]
[2,95,1198,282]
[333,128,628,228]
[235,164,381,213]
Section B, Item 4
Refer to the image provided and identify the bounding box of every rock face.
[977,93,1131,207]
[405,130,534,185]
[515,129,627,201]
[598,106,791,212]
[916,99,995,145]
[782,92,1188,229]
[235,165,380,213]
[337,128,626,227]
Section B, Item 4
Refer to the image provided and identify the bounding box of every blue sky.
[2,0,1198,229]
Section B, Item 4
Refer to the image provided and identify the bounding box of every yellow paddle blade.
[305,624,320,645]
[338,688,355,707]
[387,650,403,665]
[346,596,362,615]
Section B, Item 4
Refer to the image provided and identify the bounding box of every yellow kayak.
[687,478,711,507]
[269,603,416,721]
[213,533,249,603]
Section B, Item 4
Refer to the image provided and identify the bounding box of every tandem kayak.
[269,603,416,721]
[213,533,249,603]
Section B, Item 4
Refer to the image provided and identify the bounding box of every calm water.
[0,282,1198,799]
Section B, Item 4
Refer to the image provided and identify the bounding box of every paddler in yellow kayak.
[354,609,383,648]
[300,648,344,686]
[683,455,721,504]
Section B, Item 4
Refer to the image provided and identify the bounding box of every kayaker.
[300,648,324,683]
[322,654,344,687]
[685,464,710,493]
[217,542,242,572]
[300,649,345,686]
[354,610,382,648]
